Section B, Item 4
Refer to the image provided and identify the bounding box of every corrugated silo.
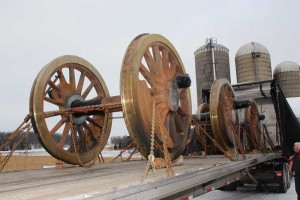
[194,38,231,105]
[235,42,272,83]
[274,61,300,98]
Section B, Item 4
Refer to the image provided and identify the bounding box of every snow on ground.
[195,180,297,200]
[0,148,143,158]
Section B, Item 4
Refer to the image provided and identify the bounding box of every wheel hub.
[167,83,180,112]
[66,94,88,124]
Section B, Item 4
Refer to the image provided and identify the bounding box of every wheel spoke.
[44,111,62,119]
[176,106,188,118]
[77,71,86,94]
[70,125,78,152]
[161,49,169,70]
[179,89,187,100]
[139,63,154,87]
[158,106,170,127]
[44,97,64,107]
[48,80,60,91]
[82,82,95,99]
[69,67,76,89]
[144,49,156,73]
[50,118,67,136]
[58,122,71,148]
[174,112,184,132]
[152,45,161,69]
[77,124,89,151]
[157,108,174,147]
[87,116,102,128]
[167,112,178,143]
[57,70,66,83]
[83,121,97,142]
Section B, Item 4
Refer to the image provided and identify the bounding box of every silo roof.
[235,42,269,58]
[274,61,300,74]
[194,43,229,55]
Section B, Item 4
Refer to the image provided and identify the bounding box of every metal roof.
[274,61,300,74]
[235,42,269,58]
[194,40,229,55]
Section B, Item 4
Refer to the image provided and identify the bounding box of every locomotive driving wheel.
[210,79,239,151]
[121,34,192,160]
[30,55,112,164]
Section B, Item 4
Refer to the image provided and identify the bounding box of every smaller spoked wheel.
[210,79,239,151]
[121,34,192,160]
[196,103,209,114]
[30,55,112,164]
[244,99,262,150]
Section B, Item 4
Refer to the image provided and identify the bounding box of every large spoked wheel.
[121,34,192,160]
[210,79,239,150]
[244,99,262,150]
[30,55,112,164]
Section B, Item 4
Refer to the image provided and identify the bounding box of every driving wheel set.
[29,34,262,165]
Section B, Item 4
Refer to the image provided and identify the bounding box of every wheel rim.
[196,103,209,114]
[210,79,239,150]
[30,55,112,164]
[120,34,192,160]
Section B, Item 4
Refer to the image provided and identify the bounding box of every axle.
[192,100,253,123]
[69,74,191,114]
[70,95,122,113]
[233,100,252,110]
[192,112,210,122]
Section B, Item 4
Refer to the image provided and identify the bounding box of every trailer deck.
[0,153,281,200]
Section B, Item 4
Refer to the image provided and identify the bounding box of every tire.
[279,163,288,193]
[256,182,264,192]
[220,183,238,191]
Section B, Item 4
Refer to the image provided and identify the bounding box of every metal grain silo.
[235,42,272,83]
[274,61,300,98]
[194,38,231,105]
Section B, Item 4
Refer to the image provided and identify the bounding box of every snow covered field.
[0,148,143,159]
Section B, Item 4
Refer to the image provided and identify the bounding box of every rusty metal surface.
[101,96,122,112]
[30,55,112,164]
[120,34,192,160]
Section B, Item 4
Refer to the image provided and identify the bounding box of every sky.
[0,0,300,137]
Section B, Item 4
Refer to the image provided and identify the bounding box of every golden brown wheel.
[30,55,112,164]
[120,34,192,160]
[244,99,262,149]
[210,79,239,150]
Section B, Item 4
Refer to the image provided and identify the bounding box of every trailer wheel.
[256,182,264,192]
[278,163,289,193]
[286,164,291,189]
[220,182,238,191]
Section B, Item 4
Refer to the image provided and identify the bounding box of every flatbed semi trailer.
[0,153,287,200]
